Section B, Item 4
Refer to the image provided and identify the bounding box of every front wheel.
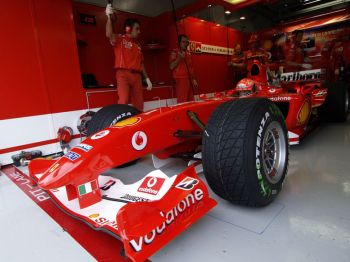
[202,98,289,206]
[87,104,141,167]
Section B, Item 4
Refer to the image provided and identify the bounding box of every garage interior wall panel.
[0,0,52,120]
[73,3,246,96]
[0,0,85,121]
[0,0,88,163]
[73,2,154,86]
[33,0,86,114]
[176,17,245,94]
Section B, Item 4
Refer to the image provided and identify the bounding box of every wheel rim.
[261,121,287,184]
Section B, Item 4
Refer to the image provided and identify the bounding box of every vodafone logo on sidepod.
[132,131,147,150]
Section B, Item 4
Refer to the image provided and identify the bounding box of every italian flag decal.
[78,180,98,196]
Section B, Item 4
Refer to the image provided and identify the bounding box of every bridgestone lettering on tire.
[87,104,140,137]
[202,98,289,206]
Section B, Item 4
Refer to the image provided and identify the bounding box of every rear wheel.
[323,81,349,122]
[87,104,140,167]
[202,98,288,206]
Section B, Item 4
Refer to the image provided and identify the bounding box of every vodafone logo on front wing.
[132,131,147,150]
[137,177,165,195]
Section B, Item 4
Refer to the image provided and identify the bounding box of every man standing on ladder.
[169,34,198,103]
[105,4,152,111]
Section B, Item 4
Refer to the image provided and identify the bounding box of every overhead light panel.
[240,16,246,20]
[224,0,246,4]
[225,10,231,14]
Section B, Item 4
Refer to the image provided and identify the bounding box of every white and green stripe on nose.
[78,180,98,196]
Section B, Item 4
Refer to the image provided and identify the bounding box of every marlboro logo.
[280,69,323,82]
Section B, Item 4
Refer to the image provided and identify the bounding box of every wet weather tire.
[87,104,140,167]
[87,104,140,136]
[323,81,349,122]
[202,98,289,206]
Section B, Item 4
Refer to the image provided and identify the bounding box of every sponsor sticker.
[88,213,118,230]
[64,151,81,161]
[280,69,323,82]
[76,143,93,152]
[91,130,110,140]
[48,163,60,173]
[297,100,311,125]
[113,117,141,128]
[129,188,204,252]
[120,194,149,202]
[175,177,199,191]
[132,131,147,151]
[78,180,98,196]
[137,176,165,195]
[89,213,100,219]
[269,96,292,102]
[100,179,116,191]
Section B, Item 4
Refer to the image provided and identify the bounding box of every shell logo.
[114,117,141,128]
[48,163,60,173]
[297,100,311,125]
[89,213,99,219]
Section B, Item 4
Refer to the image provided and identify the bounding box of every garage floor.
[1,119,349,262]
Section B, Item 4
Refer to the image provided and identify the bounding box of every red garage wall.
[73,3,245,95]
[173,17,245,93]
[0,1,245,121]
[0,0,85,120]
[73,2,156,86]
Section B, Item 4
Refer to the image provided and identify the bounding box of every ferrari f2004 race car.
[29,96,289,261]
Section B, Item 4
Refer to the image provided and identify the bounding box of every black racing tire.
[202,98,289,207]
[323,81,349,122]
[87,104,140,136]
[87,104,140,168]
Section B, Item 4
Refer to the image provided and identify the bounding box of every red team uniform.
[170,49,195,103]
[112,34,144,111]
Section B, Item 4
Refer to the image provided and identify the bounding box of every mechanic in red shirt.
[105,4,152,111]
[245,33,271,62]
[169,34,198,103]
[228,43,247,82]
[283,30,311,71]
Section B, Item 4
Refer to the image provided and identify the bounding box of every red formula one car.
[28,54,349,260]
[220,56,349,144]
[29,95,289,260]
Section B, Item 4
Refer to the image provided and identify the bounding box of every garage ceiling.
[190,0,350,32]
[74,0,196,17]
[75,0,350,32]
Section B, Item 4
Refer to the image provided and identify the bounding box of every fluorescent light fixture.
[225,10,231,14]
[240,16,246,20]
[224,0,245,4]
